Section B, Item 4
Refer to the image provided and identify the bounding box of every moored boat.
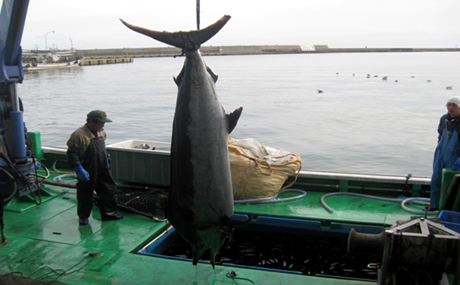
[22,49,81,72]
[1,137,459,284]
[22,59,81,71]
[1,1,459,285]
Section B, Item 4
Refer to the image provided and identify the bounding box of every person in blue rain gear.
[430,96,460,210]
[67,110,124,225]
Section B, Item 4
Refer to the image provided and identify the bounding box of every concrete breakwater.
[79,56,133,66]
[76,45,460,59]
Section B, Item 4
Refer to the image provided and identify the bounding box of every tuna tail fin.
[227,107,243,134]
[120,15,231,51]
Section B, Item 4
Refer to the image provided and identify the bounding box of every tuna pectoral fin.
[120,15,231,51]
[227,107,243,134]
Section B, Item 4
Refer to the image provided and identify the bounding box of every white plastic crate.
[107,140,171,186]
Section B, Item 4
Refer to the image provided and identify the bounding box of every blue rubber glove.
[452,157,460,171]
[75,165,90,181]
[34,159,41,170]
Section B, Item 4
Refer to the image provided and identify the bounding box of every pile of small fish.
[163,230,379,280]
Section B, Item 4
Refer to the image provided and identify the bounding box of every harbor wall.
[79,56,133,66]
[75,45,460,58]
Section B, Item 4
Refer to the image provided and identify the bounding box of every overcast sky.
[12,0,460,50]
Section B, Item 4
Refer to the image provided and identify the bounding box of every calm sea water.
[17,52,460,177]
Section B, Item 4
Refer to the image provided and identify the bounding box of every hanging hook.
[196,0,200,30]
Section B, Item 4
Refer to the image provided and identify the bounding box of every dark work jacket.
[437,113,460,142]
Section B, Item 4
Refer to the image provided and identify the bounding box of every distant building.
[301,46,316,51]
[313,45,329,52]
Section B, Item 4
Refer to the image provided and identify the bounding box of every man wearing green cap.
[66,110,123,225]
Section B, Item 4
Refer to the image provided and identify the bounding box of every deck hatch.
[138,214,382,280]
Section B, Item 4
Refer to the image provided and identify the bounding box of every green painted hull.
[2,139,451,284]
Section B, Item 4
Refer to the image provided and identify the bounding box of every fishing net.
[114,186,168,221]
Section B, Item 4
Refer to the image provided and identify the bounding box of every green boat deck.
[1,171,437,285]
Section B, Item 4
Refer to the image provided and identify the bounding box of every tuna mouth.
[190,226,228,266]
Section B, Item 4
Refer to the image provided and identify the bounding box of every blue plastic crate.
[438,210,460,233]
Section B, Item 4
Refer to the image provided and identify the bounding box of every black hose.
[1,191,7,243]
[26,133,43,204]
[0,151,41,205]
[0,167,18,203]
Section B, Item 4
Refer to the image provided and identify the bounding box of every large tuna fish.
[120,16,244,267]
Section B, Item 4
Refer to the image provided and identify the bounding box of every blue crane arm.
[0,0,30,166]
[0,0,29,88]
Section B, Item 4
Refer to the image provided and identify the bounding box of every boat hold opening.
[138,214,382,281]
